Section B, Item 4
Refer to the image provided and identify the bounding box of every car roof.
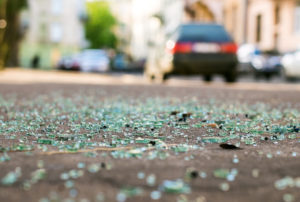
[176,23,232,43]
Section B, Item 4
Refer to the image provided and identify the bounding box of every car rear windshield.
[178,24,233,43]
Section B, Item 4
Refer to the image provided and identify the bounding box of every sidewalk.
[0,68,146,85]
[1,68,300,92]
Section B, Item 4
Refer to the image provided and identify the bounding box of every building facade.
[110,0,185,59]
[110,0,224,59]
[184,0,224,23]
[113,0,300,58]
[224,0,300,52]
[20,0,86,68]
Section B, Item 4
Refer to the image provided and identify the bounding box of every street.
[0,69,299,202]
[1,0,300,201]
[0,68,299,90]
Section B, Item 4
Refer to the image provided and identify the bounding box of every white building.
[109,0,184,60]
[110,0,224,60]
[20,0,86,68]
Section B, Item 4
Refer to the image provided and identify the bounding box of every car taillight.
[221,43,238,54]
[168,42,192,54]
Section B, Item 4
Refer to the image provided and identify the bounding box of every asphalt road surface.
[0,69,299,202]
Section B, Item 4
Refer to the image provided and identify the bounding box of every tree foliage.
[85,1,117,49]
[0,0,27,69]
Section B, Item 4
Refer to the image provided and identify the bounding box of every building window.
[256,14,262,43]
[50,23,63,43]
[51,0,63,15]
[232,6,237,36]
[39,23,48,43]
[275,4,280,24]
[295,6,300,33]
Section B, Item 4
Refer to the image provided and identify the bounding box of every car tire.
[283,69,298,82]
[204,75,212,82]
[264,73,272,80]
[285,76,297,82]
[225,71,237,83]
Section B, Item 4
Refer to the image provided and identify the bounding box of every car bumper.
[170,53,237,75]
[252,66,281,74]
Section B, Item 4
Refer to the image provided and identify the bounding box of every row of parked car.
[58,23,300,82]
[145,23,300,82]
[57,50,145,73]
[238,44,300,80]
[57,49,110,72]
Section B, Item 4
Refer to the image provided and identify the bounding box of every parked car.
[112,53,130,70]
[237,45,282,79]
[57,55,81,71]
[145,23,238,82]
[237,44,260,73]
[79,49,110,73]
[127,58,146,72]
[250,51,282,80]
[112,53,145,72]
[281,49,300,80]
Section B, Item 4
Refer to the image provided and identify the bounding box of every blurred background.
[0,0,300,81]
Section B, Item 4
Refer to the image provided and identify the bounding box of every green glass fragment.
[1,167,22,186]
[37,139,53,145]
[161,180,191,194]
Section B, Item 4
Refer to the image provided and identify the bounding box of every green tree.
[85,1,117,49]
[0,0,27,69]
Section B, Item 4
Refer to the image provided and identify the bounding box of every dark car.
[111,53,145,72]
[112,53,130,70]
[145,23,238,82]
